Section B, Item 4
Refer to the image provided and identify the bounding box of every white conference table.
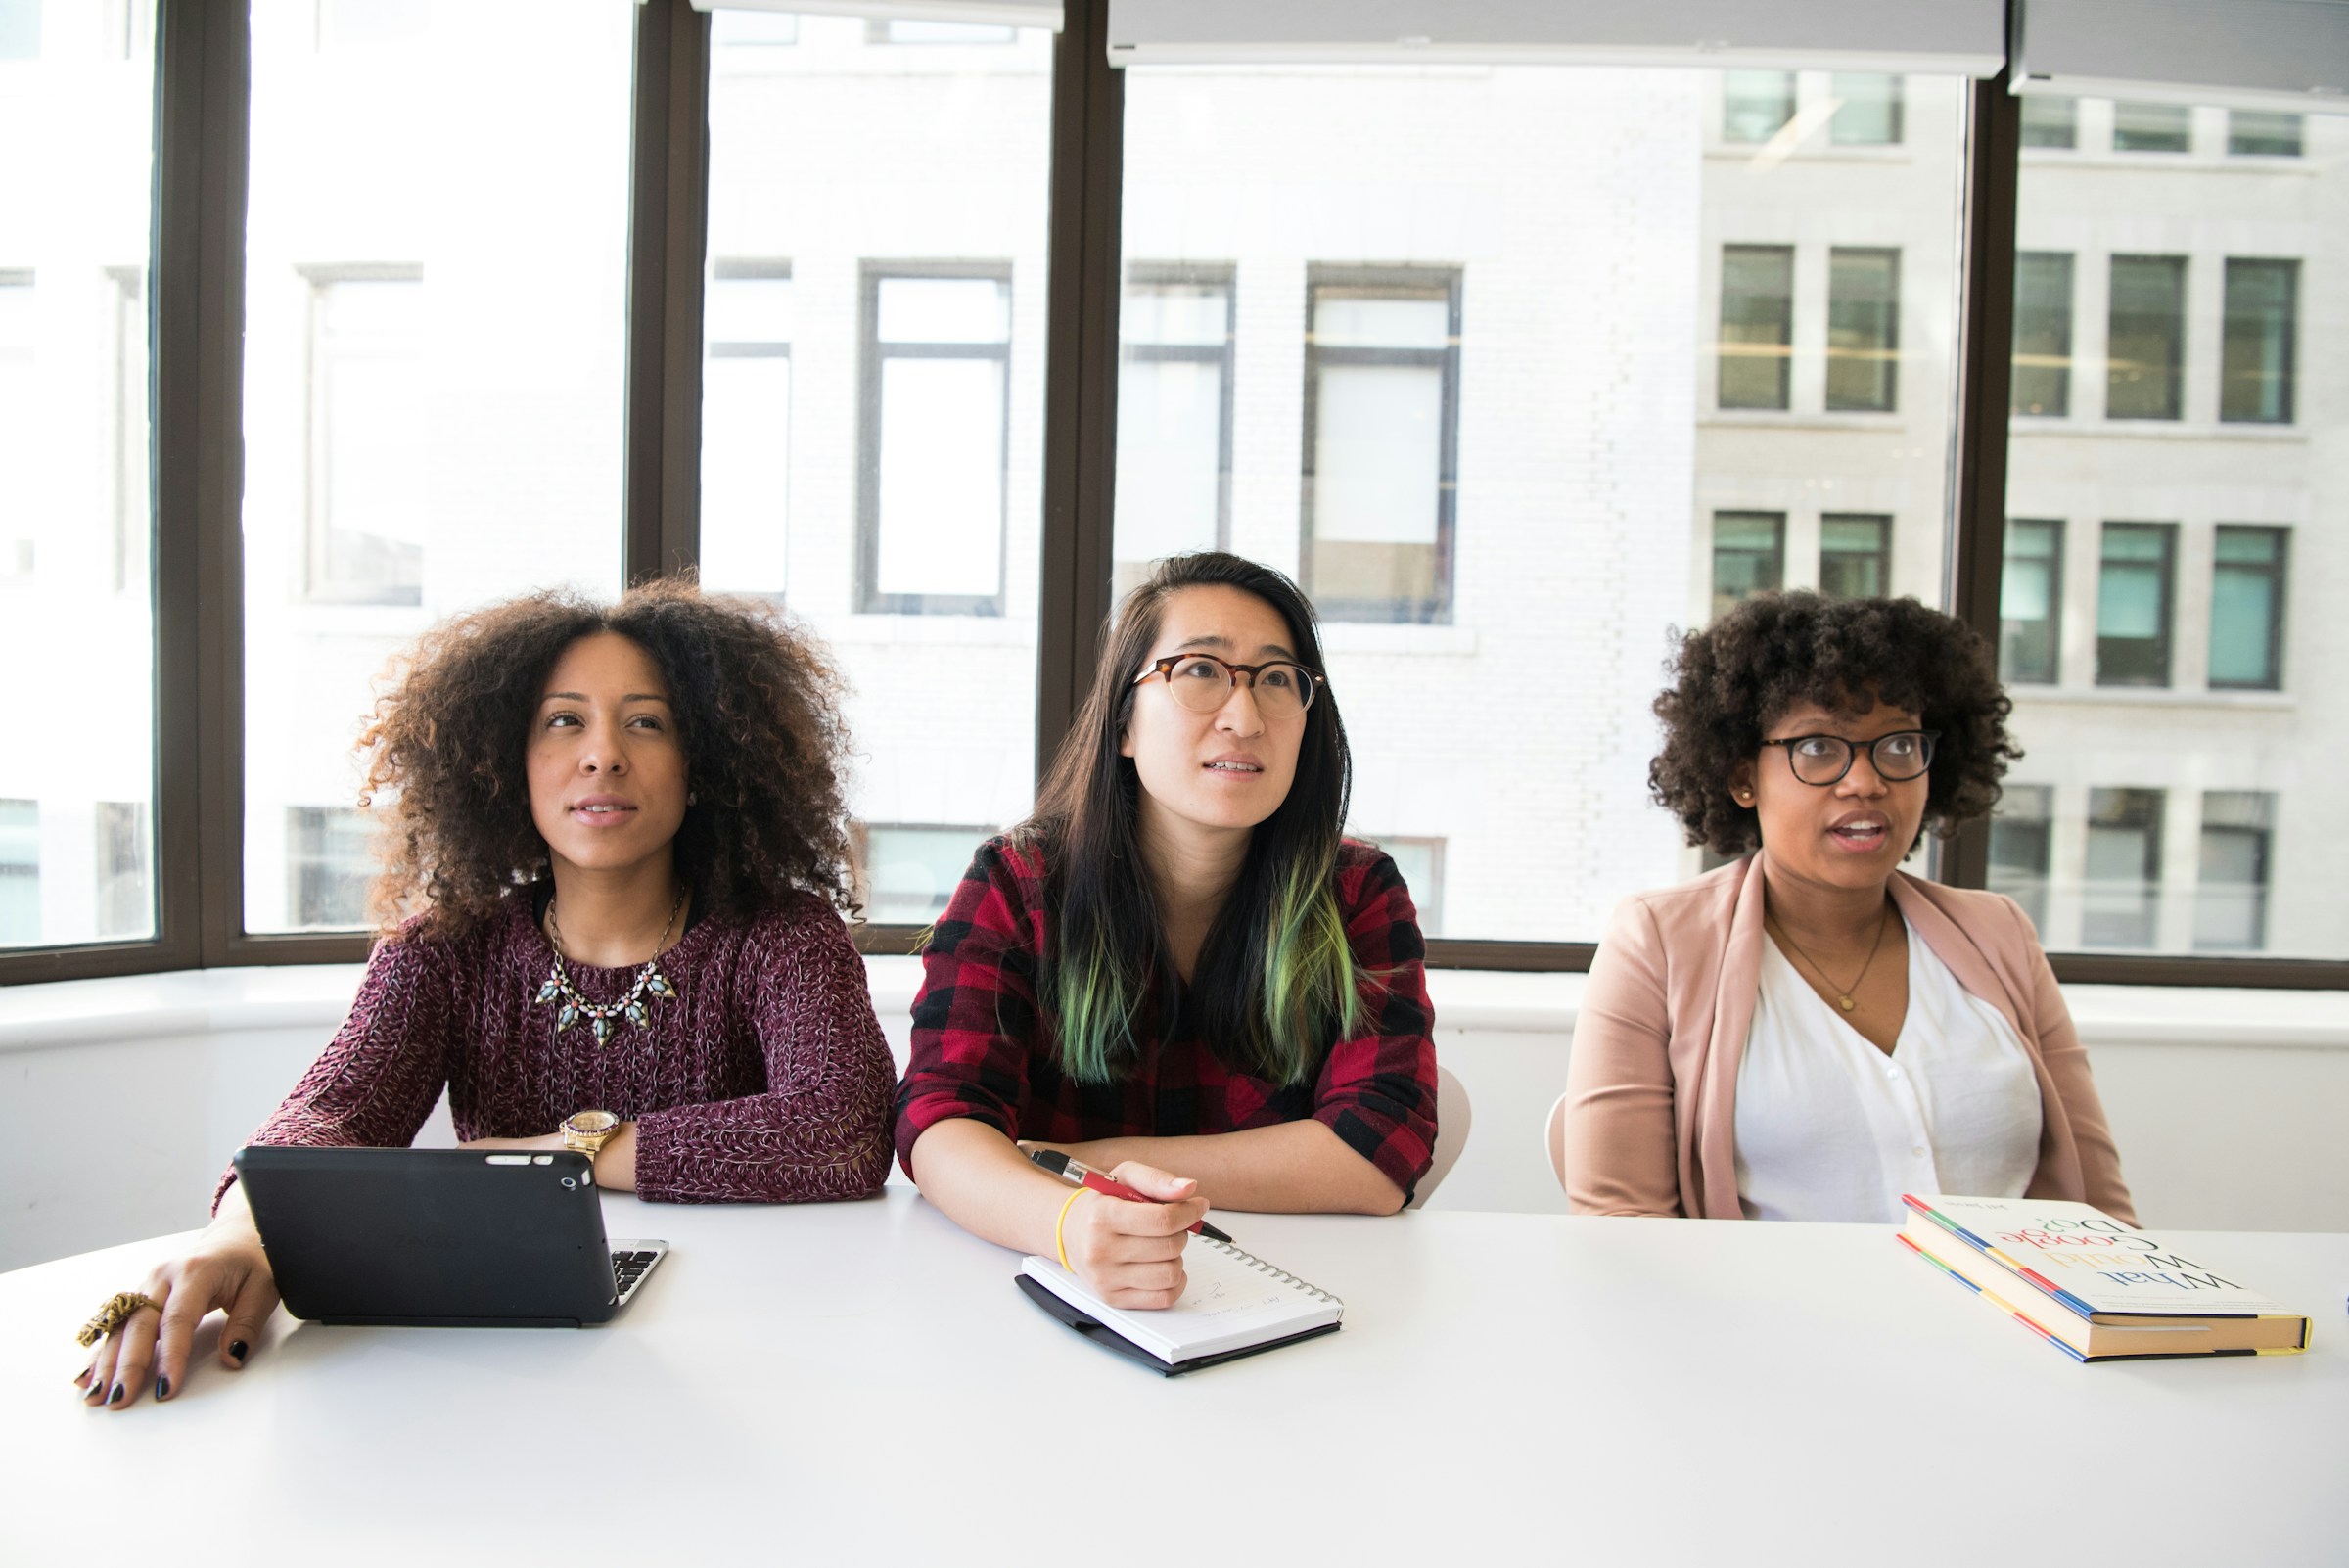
[4,1192,2343,1566]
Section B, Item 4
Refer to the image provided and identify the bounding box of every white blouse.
[1733,917,2044,1224]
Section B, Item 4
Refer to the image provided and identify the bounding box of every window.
[712,10,796,46]
[1719,245,1793,411]
[286,807,372,930]
[2084,788,2163,948]
[2112,102,2191,154]
[1988,784,2053,935]
[699,261,794,597]
[1819,514,1889,600]
[317,0,425,50]
[1114,266,1234,600]
[2019,96,2077,150]
[0,271,30,582]
[2227,112,2302,157]
[303,270,426,606]
[869,19,1015,45]
[1363,836,1446,938]
[2220,258,2296,425]
[2209,526,2287,690]
[94,801,148,939]
[2096,523,2175,686]
[1301,267,1459,624]
[1722,70,1794,145]
[2106,256,2185,421]
[2195,792,2273,951]
[1825,248,1898,413]
[1712,512,1784,619]
[0,0,37,59]
[109,267,149,595]
[2009,252,2072,417]
[0,800,35,945]
[856,824,991,926]
[1829,74,1902,146]
[859,266,1015,616]
[2000,519,2063,684]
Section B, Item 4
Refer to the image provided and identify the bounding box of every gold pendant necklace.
[1767,903,1891,1012]
[533,890,685,1044]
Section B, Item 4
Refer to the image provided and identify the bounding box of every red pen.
[1027,1147,1233,1244]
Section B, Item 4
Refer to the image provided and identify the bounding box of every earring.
[1734,790,1754,805]
[687,790,698,806]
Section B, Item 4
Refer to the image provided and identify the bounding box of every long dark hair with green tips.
[1018,552,1366,1086]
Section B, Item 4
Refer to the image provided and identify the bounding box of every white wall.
[2,962,2343,1273]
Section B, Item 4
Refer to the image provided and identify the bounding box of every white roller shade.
[692,0,1062,32]
[1105,0,2005,75]
[2012,0,2349,114]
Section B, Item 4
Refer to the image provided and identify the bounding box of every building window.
[2195,792,2273,951]
[2000,519,2063,684]
[2096,522,2175,686]
[2227,111,2302,157]
[0,799,35,945]
[287,807,373,929]
[2084,787,2163,948]
[2112,101,2191,153]
[699,261,794,597]
[1825,247,1899,413]
[1114,265,1234,601]
[1301,267,1459,624]
[1718,245,1792,411]
[0,269,32,582]
[2009,251,2073,417]
[2220,258,2296,425]
[305,269,426,605]
[1722,70,1795,145]
[855,823,990,926]
[1711,511,1784,619]
[2105,255,2186,421]
[94,801,149,940]
[1819,514,1889,599]
[2019,96,2077,149]
[2209,526,2288,690]
[1829,73,1903,145]
[1988,784,2053,936]
[868,19,1014,45]
[1364,836,1446,938]
[858,265,1014,616]
[0,0,39,58]
[108,266,149,595]
[712,10,797,46]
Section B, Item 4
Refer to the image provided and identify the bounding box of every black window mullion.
[624,0,710,586]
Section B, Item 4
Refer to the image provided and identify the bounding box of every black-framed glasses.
[1761,729,1938,786]
[1132,653,1324,718]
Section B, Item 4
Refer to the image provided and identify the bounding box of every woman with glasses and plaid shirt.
[896,553,1438,1311]
[1563,591,2135,1224]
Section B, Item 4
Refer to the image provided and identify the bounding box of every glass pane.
[2112,101,2191,153]
[1118,62,1968,939]
[0,2,159,950]
[704,12,1051,885]
[2019,96,2077,150]
[1829,73,1902,146]
[2006,104,2346,957]
[2009,251,2072,416]
[240,0,634,933]
[2228,111,2302,158]
[1825,248,1899,412]
[1988,784,2053,934]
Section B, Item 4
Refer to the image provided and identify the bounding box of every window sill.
[2022,151,2320,177]
[1700,412,1906,432]
[2010,686,2294,712]
[2010,419,2305,442]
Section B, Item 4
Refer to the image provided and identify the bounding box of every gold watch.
[562,1109,622,1159]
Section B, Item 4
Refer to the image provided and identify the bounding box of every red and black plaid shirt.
[895,835,1439,1198]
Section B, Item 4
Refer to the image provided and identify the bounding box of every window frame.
[297,262,428,608]
[2095,521,2178,688]
[1998,517,2064,685]
[7,9,2343,992]
[1115,261,1237,570]
[2208,524,2288,692]
[2219,256,2297,427]
[1718,242,1794,412]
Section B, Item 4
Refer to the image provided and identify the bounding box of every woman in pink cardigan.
[1564,592,2133,1224]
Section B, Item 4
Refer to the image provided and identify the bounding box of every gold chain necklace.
[1766,903,1891,1013]
[533,890,685,1044]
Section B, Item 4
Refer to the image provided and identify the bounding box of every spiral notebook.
[1016,1236,1345,1375]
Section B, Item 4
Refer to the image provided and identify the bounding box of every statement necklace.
[1766,903,1891,1013]
[533,891,685,1044]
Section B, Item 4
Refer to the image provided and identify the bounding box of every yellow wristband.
[1054,1186,1090,1271]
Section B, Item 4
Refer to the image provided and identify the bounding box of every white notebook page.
[1020,1236,1345,1363]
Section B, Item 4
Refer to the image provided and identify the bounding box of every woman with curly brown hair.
[1562,591,2134,1225]
[75,580,895,1412]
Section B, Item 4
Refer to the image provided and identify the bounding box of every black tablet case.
[1014,1272,1342,1376]
[235,1145,622,1328]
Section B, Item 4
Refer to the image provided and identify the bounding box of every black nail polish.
[227,1340,249,1364]
[108,1382,125,1406]
[155,1375,170,1401]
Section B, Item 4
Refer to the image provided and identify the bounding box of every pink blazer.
[1563,855,2136,1223]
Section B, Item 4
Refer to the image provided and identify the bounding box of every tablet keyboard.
[612,1248,665,1306]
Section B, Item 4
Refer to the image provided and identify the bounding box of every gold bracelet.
[76,1291,162,1348]
[1054,1187,1090,1272]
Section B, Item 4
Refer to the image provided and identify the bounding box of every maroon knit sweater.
[218,892,896,1207]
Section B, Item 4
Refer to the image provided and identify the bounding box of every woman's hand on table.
[75,1188,279,1413]
[1058,1160,1210,1311]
